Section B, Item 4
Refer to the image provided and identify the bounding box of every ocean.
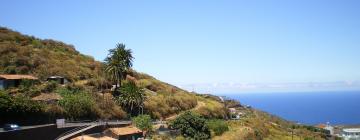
[216,91,360,125]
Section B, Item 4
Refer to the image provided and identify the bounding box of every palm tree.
[116,81,146,115]
[104,43,133,93]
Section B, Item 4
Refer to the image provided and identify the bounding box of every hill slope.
[0,27,326,139]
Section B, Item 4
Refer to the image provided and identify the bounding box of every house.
[229,108,244,120]
[104,126,143,140]
[316,122,334,135]
[47,76,68,85]
[340,128,360,140]
[0,74,38,89]
[324,123,334,135]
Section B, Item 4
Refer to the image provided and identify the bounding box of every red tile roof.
[108,126,142,136]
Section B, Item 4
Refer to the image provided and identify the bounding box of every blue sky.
[2,0,360,93]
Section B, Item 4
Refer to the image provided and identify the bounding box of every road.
[0,124,55,133]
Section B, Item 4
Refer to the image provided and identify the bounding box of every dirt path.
[193,101,206,111]
[164,101,206,121]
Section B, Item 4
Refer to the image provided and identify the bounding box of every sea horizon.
[215,90,360,125]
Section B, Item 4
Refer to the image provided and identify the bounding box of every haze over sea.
[216,91,360,125]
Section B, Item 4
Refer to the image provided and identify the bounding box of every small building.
[104,126,143,140]
[47,76,68,85]
[324,122,334,135]
[341,128,360,140]
[0,74,38,89]
[229,108,244,120]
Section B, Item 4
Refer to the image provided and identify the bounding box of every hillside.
[0,27,326,139]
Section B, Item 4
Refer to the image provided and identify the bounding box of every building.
[0,74,38,89]
[324,123,334,135]
[229,108,244,120]
[104,126,143,140]
[341,128,360,140]
[47,76,68,85]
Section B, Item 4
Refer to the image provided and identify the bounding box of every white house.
[341,128,360,140]
[324,122,334,135]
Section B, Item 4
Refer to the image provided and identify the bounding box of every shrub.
[95,93,127,119]
[58,90,97,119]
[169,111,210,139]
[45,104,65,118]
[116,81,146,115]
[42,81,58,93]
[207,119,229,136]
[132,115,153,132]
[0,91,45,121]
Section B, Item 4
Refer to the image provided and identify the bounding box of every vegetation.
[0,90,46,124]
[117,81,146,115]
[132,115,153,132]
[57,89,98,119]
[169,111,211,139]
[104,43,133,93]
[0,27,103,81]
[206,119,229,136]
[0,27,327,139]
[195,96,227,119]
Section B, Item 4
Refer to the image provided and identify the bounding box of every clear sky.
[2,0,360,93]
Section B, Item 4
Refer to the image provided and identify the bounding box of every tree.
[169,111,211,139]
[116,81,146,115]
[132,115,152,132]
[104,43,133,93]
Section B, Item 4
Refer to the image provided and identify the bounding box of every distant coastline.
[215,91,360,125]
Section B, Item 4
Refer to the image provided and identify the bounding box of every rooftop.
[48,76,65,79]
[71,135,116,140]
[342,128,360,133]
[107,126,142,136]
[0,74,38,80]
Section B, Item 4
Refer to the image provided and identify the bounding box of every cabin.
[47,76,68,85]
[104,126,143,140]
[0,74,38,89]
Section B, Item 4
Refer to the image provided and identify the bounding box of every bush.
[207,119,229,136]
[42,81,58,93]
[169,111,210,139]
[0,91,45,121]
[58,90,97,119]
[132,115,153,132]
[18,79,41,97]
[95,93,127,119]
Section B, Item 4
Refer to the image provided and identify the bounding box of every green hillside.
[0,27,327,139]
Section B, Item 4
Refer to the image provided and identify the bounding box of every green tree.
[104,43,133,93]
[132,115,152,132]
[169,111,211,139]
[116,81,146,115]
[58,89,97,119]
